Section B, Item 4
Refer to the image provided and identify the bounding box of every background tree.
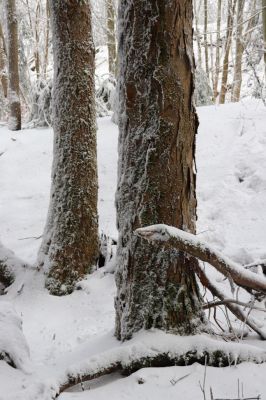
[38,0,99,295]
[231,0,245,102]
[5,0,21,130]
[106,0,116,76]
[213,0,222,99]
[263,0,266,75]
[219,0,237,104]
[115,0,205,341]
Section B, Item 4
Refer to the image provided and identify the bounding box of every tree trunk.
[0,22,8,98]
[263,0,266,75]
[106,0,116,76]
[213,0,222,99]
[5,0,21,130]
[204,0,209,79]
[43,0,50,79]
[231,0,245,102]
[219,0,237,104]
[115,0,206,341]
[38,0,99,295]
[193,0,202,69]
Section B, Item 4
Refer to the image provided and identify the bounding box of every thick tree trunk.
[5,0,21,130]
[219,0,237,104]
[106,0,116,76]
[115,0,205,341]
[213,0,222,99]
[231,0,245,102]
[38,0,99,295]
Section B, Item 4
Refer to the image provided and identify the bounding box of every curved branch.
[55,332,266,397]
[135,225,266,295]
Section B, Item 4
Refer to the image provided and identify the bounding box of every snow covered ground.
[0,99,266,399]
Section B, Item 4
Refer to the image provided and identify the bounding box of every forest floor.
[0,99,266,399]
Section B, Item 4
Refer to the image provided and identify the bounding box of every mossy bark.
[38,0,99,295]
[115,0,205,341]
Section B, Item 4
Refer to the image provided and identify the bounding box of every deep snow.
[0,99,266,399]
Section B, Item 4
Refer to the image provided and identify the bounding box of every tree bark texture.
[5,0,21,130]
[231,0,245,102]
[115,0,205,341]
[38,0,99,295]
[219,0,237,104]
[106,0,116,76]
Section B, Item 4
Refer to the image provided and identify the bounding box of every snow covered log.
[55,331,266,397]
[0,302,32,372]
[0,241,27,288]
[135,225,266,295]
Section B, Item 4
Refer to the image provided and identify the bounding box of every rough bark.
[136,224,266,339]
[115,0,205,341]
[106,0,116,76]
[231,0,245,102]
[5,0,21,130]
[38,0,99,295]
[213,0,222,99]
[219,0,237,104]
[0,22,8,98]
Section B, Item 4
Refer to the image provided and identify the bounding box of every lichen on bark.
[38,0,99,295]
[115,0,206,341]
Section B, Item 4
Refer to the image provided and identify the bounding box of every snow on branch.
[55,331,266,397]
[135,225,266,295]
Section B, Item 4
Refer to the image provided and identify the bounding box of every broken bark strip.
[55,339,266,397]
[135,225,266,295]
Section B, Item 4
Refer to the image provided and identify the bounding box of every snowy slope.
[0,99,266,399]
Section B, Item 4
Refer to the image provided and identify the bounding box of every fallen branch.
[195,264,266,340]
[204,299,266,312]
[135,225,266,295]
[54,332,266,397]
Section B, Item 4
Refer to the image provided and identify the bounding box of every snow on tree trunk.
[106,0,116,76]
[5,0,21,131]
[115,0,206,341]
[38,0,99,295]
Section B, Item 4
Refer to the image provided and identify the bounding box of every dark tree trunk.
[115,0,205,341]
[38,0,99,295]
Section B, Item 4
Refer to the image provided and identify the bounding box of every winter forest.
[0,0,266,399]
